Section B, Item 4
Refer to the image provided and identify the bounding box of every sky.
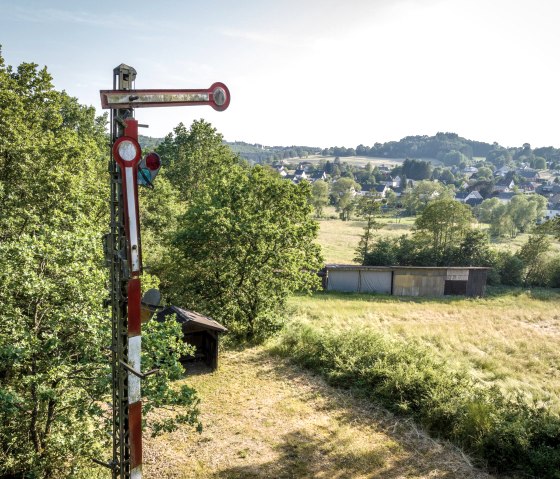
[1,0,559,149]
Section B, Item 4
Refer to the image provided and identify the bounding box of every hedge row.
[270,322,560,478]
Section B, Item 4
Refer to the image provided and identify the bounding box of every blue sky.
[1,0,560,149]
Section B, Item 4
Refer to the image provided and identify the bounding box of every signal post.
[99,64,229,479]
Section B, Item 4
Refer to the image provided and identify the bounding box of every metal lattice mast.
[98,65,230,479]
[109,64,136,479]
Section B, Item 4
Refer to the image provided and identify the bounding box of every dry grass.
[144,348,491,479]
[317,212,414,264]
[287,290,560,410]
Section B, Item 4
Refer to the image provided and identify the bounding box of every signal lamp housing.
[138,152,162,187]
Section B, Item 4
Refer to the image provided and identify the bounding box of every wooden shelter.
[156,306,227,370]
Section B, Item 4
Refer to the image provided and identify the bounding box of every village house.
[455,190,483,206]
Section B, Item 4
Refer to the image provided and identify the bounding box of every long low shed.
[322,265,489,297]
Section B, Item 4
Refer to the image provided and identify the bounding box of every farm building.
[156,306,227,370]
[322,265,489,297]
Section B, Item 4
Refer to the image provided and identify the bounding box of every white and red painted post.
[98,65,229,479]
[112,118,144,479]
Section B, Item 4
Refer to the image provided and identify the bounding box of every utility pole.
[97,64,229,479]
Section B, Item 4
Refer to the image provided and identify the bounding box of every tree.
[439,168,455,184]
[415,199,474,264]
[440,149,468,166]
[401,158,432,180]
[533,156,547,170]
[310,180,329,217]
[168,165,323,341]
[156,120,238,204]
[476,166,493,180]
[0,56,109,477]
[517,234,550,286]
[354,197,381,264]
[331,177,359,221]
[454,230,493,266]
[0,53,200,478]
[402,180,454,215]
[482,195,546,238]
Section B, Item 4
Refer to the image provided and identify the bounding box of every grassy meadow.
[317,208,560,264]
[285,290,560,410]
[273,213,560,476]
[317,207,415,264]
[275,290,560,476]
[145,349,489,478]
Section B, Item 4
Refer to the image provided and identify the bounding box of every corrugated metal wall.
[327,270,392,293]
[326,267,488,297]
[327,270,360,292]
[392,269,446,296]
[360,271,392,293]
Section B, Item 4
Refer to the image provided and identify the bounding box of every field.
[301,155,442,168]
[317,208,415,264]
[285,290,560,410]
[145,348,489,478]
[145,212,560,478]
[317,210,560,264]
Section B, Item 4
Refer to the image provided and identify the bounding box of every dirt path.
[144,348,492,479]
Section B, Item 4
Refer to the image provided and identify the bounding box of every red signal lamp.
[138,152,162,187]
[145,152,161,171]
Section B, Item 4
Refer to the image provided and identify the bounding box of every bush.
[271,321,560,477]
[547,257,560,288]
[496,252,525,286]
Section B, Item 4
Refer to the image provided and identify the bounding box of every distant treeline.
[323,132,493,160]
[139,133,560,167]
[226,141,322,163]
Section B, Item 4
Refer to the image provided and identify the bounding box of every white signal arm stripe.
[125,167,140,272]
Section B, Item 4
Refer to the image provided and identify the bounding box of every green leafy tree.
[354,197,381,264]
[402,180,454,215]
[440,149,469,166]
[310,179,329,217]
[533,156,547,170]
[517,234,551,286]
[331,177,359,221]
[156,120,238,204]
[168,164,323,341]
[0,53,200,478]
[454,230,493,266]
[415,199,474,264]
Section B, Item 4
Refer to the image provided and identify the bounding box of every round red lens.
[145,152,161,171]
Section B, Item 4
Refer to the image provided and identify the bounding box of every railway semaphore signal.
[97,64,229,479]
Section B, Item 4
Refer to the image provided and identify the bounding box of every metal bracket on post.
[119,360,159,379]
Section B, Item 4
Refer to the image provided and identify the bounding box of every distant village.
[273,158,560,221]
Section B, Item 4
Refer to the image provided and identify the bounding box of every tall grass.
[270,320,560,477]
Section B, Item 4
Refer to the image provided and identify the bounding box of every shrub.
[496,252,525,286]
[271,321,560,477]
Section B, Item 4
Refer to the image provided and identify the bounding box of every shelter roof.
[156,306,228,333]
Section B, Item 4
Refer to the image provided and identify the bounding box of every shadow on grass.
[214,348,487,479]
[294,286,560,304]
[214,428,459,479]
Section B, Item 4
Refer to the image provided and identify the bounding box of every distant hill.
[138,135,164,151]
[323,132,494,162]
[138,132,560,168]
[138,136,322,164]
[227,141,321,163]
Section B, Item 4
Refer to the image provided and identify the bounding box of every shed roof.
[156,306,228,333]
[324,264,490,271]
